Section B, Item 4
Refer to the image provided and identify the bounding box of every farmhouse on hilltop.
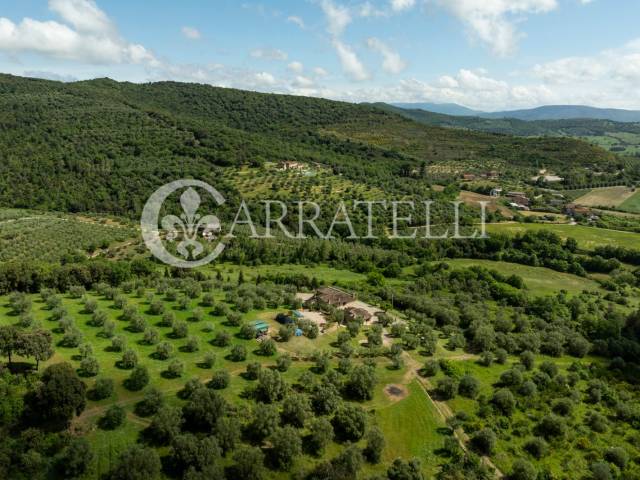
[279,161,306,171]
[305,286,355,308]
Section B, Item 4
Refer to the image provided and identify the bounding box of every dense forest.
[0,74,631,217]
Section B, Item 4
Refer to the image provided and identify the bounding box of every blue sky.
[1,0,639,110]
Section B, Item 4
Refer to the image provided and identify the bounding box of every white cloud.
[293,75,314,88]
[24,70,78,82]
[320,0,352,36]
[367,37,406,74]
[254,71,276,86]
[438,0,558,56]
[49,0,112,33]
[288,61,304,73]
[332,39,369,81]
[359,2,387,17]
[250,48,288,61]
[0,0,157,65]
[390,0,416,12]
[181,26,201,40]
[287,15,305,28]
[532,40,640,85]
[313,67,329,77]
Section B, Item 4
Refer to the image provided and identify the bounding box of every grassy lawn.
[487,222,640,250]
[438,259,601,296]
[374,380,446,478]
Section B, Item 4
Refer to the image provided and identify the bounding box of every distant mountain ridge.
[392,103,640,123]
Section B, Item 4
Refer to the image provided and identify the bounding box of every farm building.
[565,203,592,216]
[279,161,306,171]
[506,193,530,207]
[292,310,304,319]
[305,286,355,308]
[344,307,372,323]
[250,320,269,337]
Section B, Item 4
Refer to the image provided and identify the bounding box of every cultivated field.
[619,190,640,213]
[0,209,137,263]
[573,186,636,208]
[0,276,449,478]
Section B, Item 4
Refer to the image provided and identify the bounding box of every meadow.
[433,259,601,296]
[486,222,640,250]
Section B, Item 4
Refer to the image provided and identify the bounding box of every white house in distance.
[279,161,306,171]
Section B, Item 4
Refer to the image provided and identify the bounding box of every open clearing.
[573,186,636,208]
[487,222,640,250]
[439,258,601,296]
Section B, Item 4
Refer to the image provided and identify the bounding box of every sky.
[1,0,640,111]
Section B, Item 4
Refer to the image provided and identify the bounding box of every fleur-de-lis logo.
[141,180,226,268]
[161,187,221,259]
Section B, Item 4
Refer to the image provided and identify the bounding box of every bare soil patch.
[384,384,408,401]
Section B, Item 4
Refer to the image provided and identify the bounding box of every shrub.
[258,338,277,356]
[471,428,496,455]
[332,404,367,442]
[276,354,292,372]
[422,359,440,377]
[166,359,184,378]
[184,336,199,352]
[523,437,548,459]
[172,320,189,338]
[120,349,138,369]
[92,377,114,400]
[135,388,164,417]
[80,356,99,377]
[126,365,150,391]
[100,405,126,430]
[202,351,216,369]
[229,344,247,362]
[492,388,516,416]
[458,374,480,399]
[209,370,230,389]
[510,459,537,480]
[155,342,174,360]
[436,377,458,400]
[537,414,566,439]
[268,426,302,470]
[245,362,261,380]
[213,331,231,347]
[111,335,127,352]
[604,447,628,469]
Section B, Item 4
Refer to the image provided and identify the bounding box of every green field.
[619,190,640,213]
[438,259,601,295]
[487,222,640,250]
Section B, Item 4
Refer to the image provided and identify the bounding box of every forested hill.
[374,103,640,157]
[0,74,626,216]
